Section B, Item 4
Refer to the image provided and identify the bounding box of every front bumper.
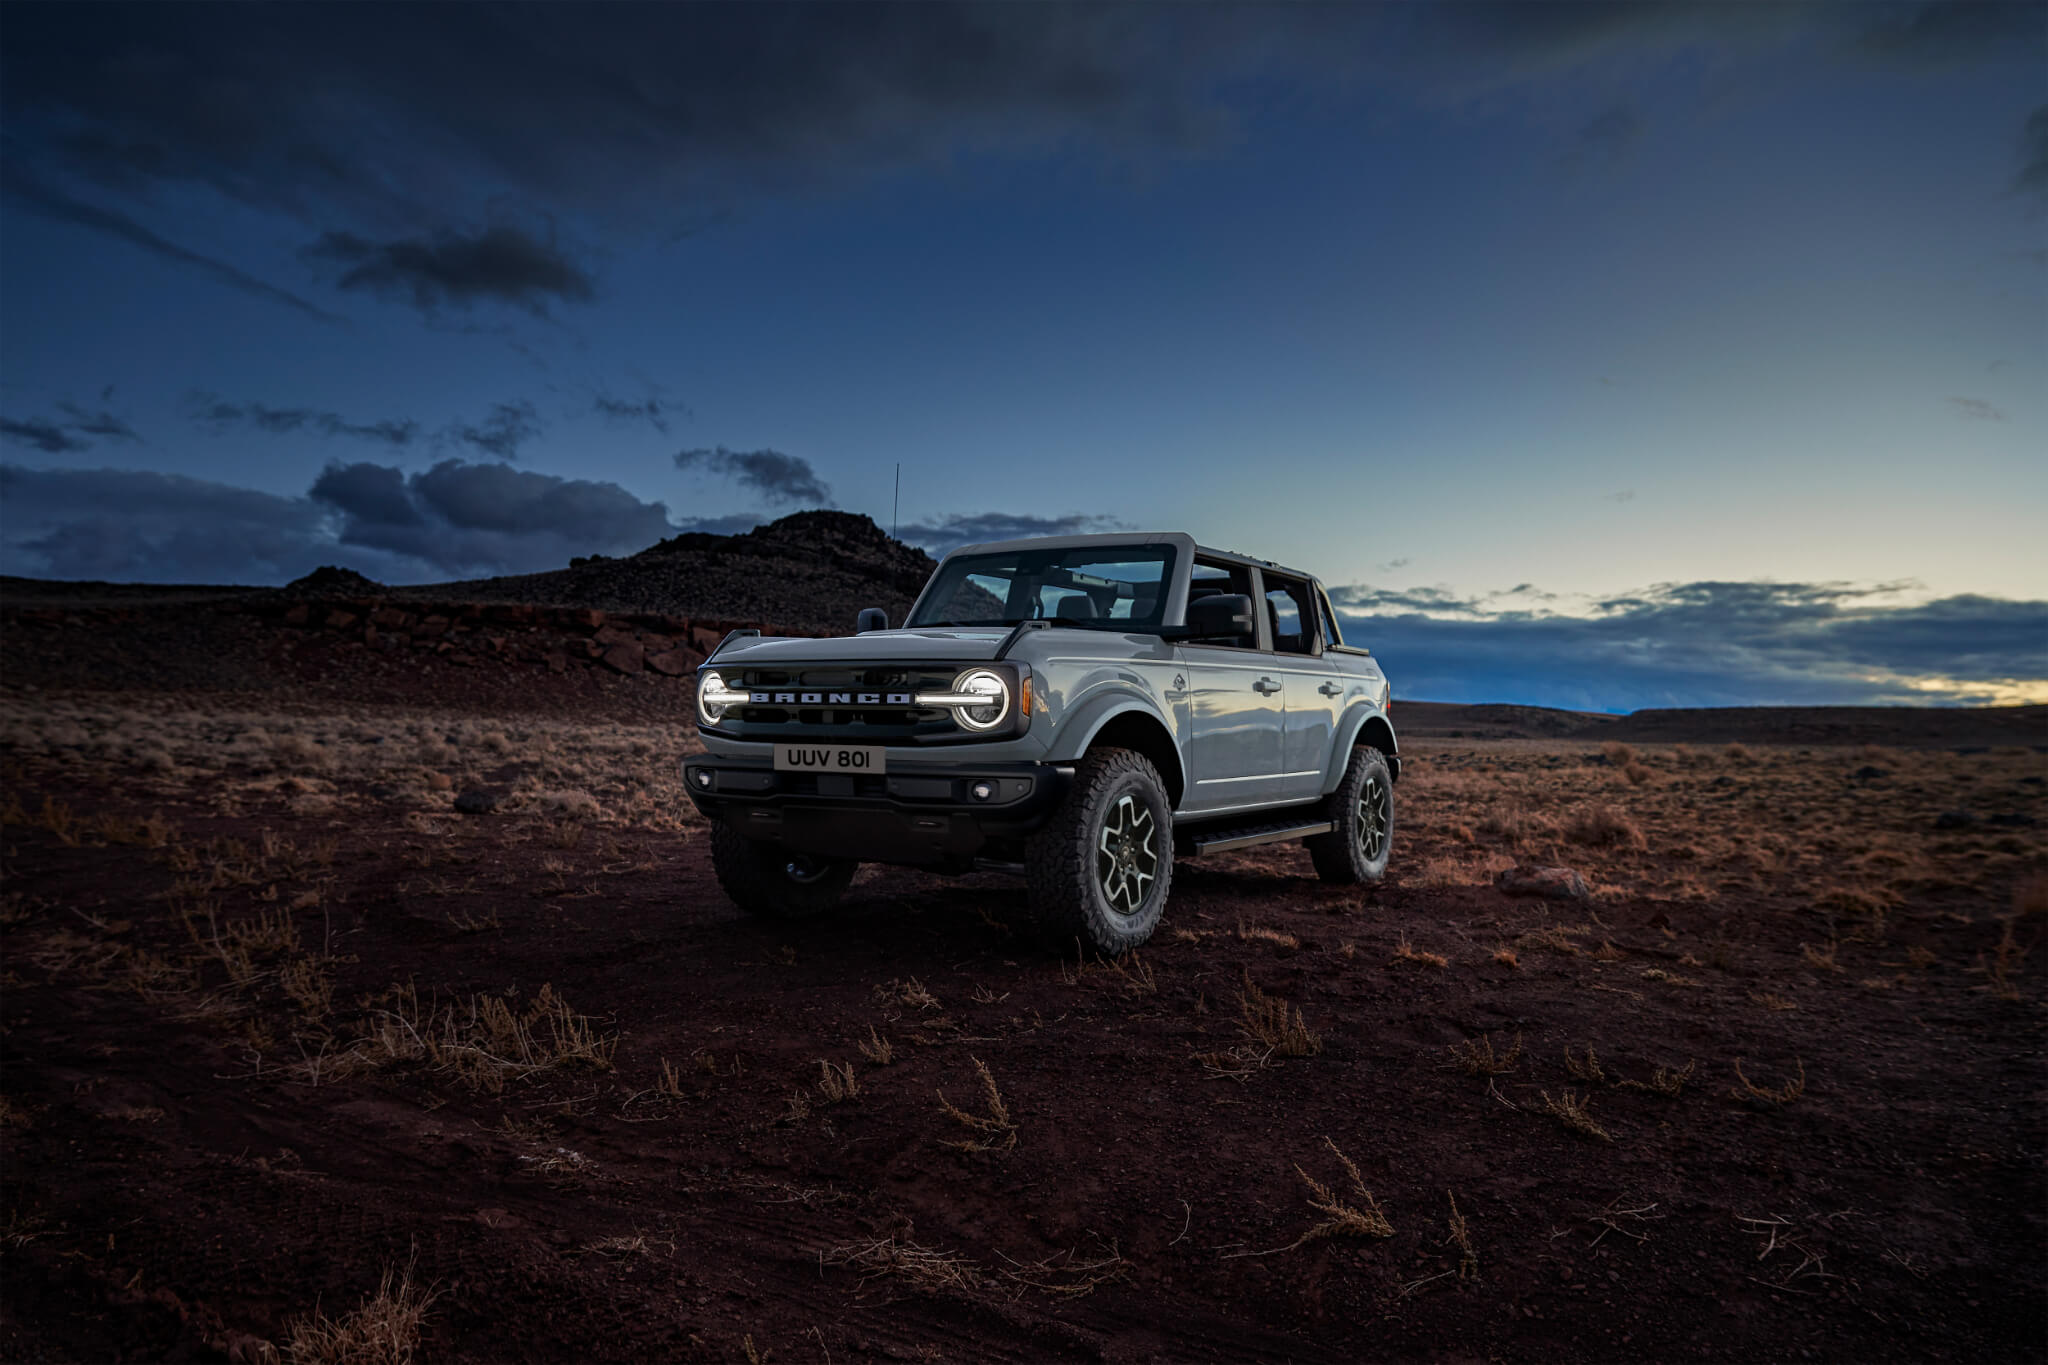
[681,756,1072,867]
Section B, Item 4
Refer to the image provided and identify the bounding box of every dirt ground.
[1,682,2043,1363]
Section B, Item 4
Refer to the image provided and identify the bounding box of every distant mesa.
[284,564,386,597]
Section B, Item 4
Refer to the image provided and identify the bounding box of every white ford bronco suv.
[683,532,1397,953]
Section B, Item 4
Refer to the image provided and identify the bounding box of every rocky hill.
[384,509,936,635]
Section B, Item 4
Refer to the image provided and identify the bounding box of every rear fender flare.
[1322,705,1400,795]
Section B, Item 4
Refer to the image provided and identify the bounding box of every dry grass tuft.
[816,1059,860,1103]
[1445,1191,1478,1279]
[1750,991,1798,1012]
[937,1056,1017,1151]
[1730,1057,1806,1106]
[1234,922,1300,950]
[1801,942,1844,973]
[1564,1046,1605,1084]
[1237,972,1322,1056]
[876,977,939,1011]
[857,1025,895,1065]
[1390,933,1449,969]
[1492,947,1520,969]
[285,1255,439,1365]
[1540,1089,1613,1143]
[1445,1032,1522,1076]
[1616,1059,1695,1097]
[1515,925,1584,956]
[1194,1043,1277,1081]
[1292,1137,1394,1244]
[820,1236,980,1296]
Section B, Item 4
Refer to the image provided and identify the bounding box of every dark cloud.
[1,418,91,455]
[895,512,1130,554]
[0,161,342,322]
[303,226,595,315]
[2016,103,2048,201]
[674,446,830,506]
[591,390,675,435]
[1335,579,2048,709]
[1853,2,2045,68]
[0,463,368,584]
[1947,396,2008,421]
[53,401,139,442]
[187,392,419,446]
[1604,488,1637,503]
[0,456,687,585]
[443,401,543,461]
[1328,583,1489,616]
[314,458,678,577]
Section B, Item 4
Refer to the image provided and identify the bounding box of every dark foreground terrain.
[0,587,2043,1363]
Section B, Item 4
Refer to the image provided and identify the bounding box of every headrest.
[1054,595,1098,620]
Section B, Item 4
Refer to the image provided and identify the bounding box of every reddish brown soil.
[3,588,2044,1362]
[3,722,2044,1363]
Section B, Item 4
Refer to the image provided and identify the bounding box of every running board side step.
[1180,819,1333,857]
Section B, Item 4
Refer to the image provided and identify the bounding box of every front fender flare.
[1050,692,1187,807]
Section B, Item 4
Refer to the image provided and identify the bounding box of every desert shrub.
[1601,742,1636,766]
[536,790,602,820]
[271,734,335,772]
[1564,805,1647,850]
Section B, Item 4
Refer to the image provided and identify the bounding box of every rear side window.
[1262,574,1317,655]
[1187,558,1258,648]
[1316,586,1343,648]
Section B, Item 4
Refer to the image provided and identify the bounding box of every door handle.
[1253,677,1282,695]
[1319,682,1343,698]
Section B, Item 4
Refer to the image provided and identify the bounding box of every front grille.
[717,663,968,742]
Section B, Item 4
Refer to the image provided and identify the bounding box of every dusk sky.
[2,2,2043,710]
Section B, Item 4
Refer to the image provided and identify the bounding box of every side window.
[1263,576,1316,655]
[1316,586,1343,649]
[1188,558,1257,649]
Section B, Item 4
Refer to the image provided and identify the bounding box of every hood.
[706,628,1012,666]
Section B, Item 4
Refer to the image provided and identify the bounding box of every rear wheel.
[1025,748,1173,953]
[1308,746,1395,885]
[709,820,856,919]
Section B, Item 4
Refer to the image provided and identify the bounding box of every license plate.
[773,744,887,775]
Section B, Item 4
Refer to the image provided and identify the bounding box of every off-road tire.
[1308,745,1395,885]
[709,820,856,919]
[1025,747,1174,954]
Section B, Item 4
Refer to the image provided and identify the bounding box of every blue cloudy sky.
[1,2,2042,709]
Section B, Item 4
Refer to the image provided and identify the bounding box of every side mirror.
[855,607,888,633]
[1177,593,1255,640]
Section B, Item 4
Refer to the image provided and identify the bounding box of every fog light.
[693,769,714,789]
[970,781,995,802]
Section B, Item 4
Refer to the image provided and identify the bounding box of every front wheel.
[709,820,856,919]
[1025,748,1174,954]
[1308,746,1395,885]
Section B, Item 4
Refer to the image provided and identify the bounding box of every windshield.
[907,545,1176,630]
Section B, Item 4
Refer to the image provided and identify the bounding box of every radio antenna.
[892,462,900,541]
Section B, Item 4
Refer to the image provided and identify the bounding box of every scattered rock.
[646,648,696,676]
[283,604,310,626]
[601,641,645,675]
[545,651,568,673]
[454,787,505,815]
[1494,865,1590,900]
[1988,812,2039,828]
[593,624,635,647]
[1852,765,1890,781]
[370,607,411,629]
[1933,810,1979,829]
[323,610,358,630]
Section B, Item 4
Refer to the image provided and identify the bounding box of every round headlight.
[698,669,731,724]
[953,669,1009,730]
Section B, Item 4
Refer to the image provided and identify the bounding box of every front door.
[1176,557,1284,814]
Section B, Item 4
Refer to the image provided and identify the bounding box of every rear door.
[1256,569,1341,803]
[1176,557,1285,815]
